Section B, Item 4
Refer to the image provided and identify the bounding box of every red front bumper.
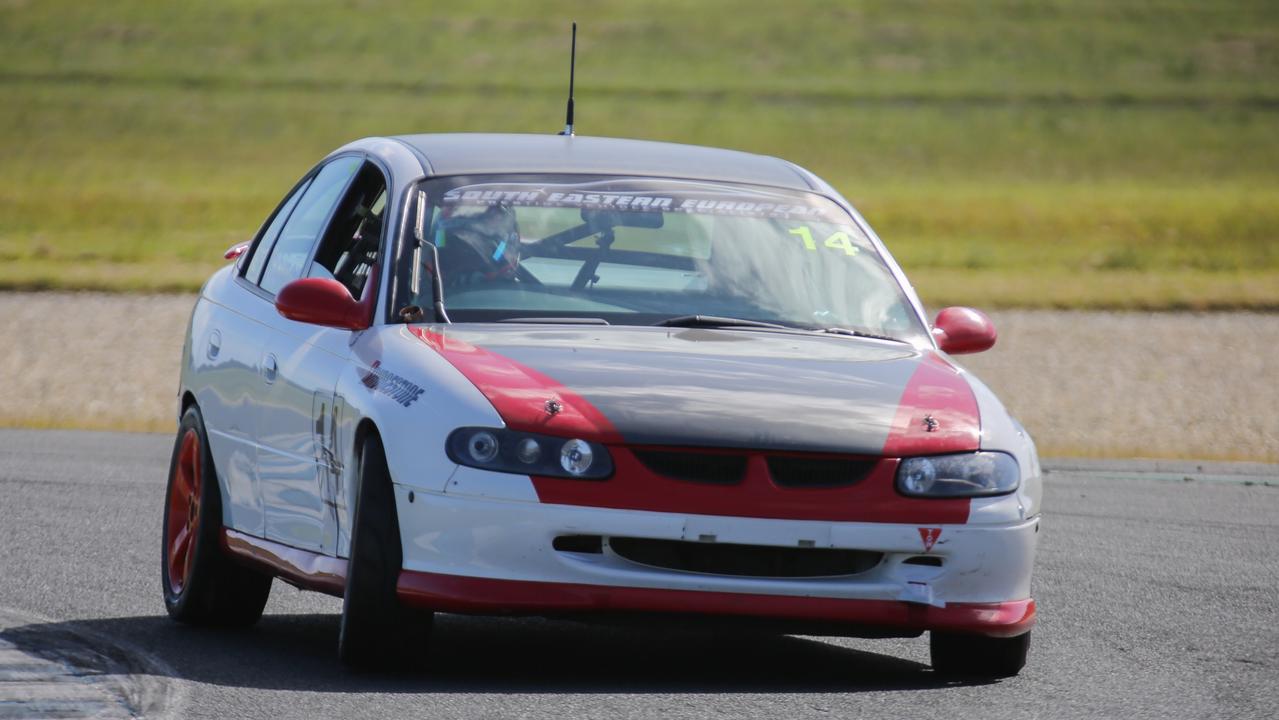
[398,570,1036,638]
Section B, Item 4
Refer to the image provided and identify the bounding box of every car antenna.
[558,22,577,136]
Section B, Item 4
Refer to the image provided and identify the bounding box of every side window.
[310,162,389,300]
[259,156,362,295]
[243,177,311,285]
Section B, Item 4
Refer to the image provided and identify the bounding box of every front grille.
[766,456,875,488]
[633,450,746,485]
[608,537,882,578]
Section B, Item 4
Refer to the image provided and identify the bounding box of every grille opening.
[633,450,747,485]
[766,456,876,488]
[608,537,882,578]
[553,535,604,554]
[902,555,943,567]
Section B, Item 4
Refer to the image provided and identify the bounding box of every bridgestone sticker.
[360,361,424,407]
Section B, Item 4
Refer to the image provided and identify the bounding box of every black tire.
[162,405,272,626]
[930,630,1031,679]
[338,432,433,668]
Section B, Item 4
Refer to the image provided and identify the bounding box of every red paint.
[409,327,621,442]
[398,570,1036,638]
[165,429,202,595]
[534,447,969,524]
[919,527,942,552]
[224,242,250,261]
[221,529,348,597]
[275,265,378,331]
[932,306,997,355]
[881,353,981,457]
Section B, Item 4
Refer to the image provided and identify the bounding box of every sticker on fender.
[918,527,942,552]
[360,360,425,408]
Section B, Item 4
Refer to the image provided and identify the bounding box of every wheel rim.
[166,428,202,596]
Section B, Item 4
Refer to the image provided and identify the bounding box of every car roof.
[388,133,820,191]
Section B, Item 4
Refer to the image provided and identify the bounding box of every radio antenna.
[559,22,577,136]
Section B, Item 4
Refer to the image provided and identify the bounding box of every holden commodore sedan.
[163,133,1040,677]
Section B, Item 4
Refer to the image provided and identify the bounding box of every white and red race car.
[163,133,1041,676]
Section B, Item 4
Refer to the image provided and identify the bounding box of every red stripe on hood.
[409,327,622,443]
[882,353,981,456]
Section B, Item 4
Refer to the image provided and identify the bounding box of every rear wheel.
[338,432,433,668]
[930,630,1031,679]
[162,405,272,625]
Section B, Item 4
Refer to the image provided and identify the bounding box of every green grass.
[2,0,1278,308]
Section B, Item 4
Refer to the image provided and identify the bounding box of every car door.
[194,174,312,537]
[253,156,385,554]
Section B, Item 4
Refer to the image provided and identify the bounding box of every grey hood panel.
[417,324,937,455]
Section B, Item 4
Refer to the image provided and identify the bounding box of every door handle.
[263,353,278,384]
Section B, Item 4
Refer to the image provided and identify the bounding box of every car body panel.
[391,486,1038,606]
[185,268,272,536]
[386,133,818,190]
[254,313,350,553]
[410,324,922,454]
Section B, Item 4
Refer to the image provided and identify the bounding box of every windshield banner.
[440,182,834,221]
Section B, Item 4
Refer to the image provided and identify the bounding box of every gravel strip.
[957,310,1279,462]
[2,293,1275,461]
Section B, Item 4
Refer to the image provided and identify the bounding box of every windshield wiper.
[818,327,905,343]
[654,315,789,330]
[497,317,610,325]
[653,316,906,342]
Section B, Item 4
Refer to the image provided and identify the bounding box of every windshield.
[394,175,927,343]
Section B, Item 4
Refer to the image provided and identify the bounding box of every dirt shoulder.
[2,293,1275,462]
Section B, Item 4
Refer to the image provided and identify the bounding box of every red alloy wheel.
[166,428,202,596]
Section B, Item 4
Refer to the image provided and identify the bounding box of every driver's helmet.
[434,204,521,284]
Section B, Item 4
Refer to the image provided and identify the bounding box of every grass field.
[2,0,1277,308]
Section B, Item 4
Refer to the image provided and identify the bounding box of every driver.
[433,204,522,288]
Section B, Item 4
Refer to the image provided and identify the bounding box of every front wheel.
[162,405,272,625]
[338,432,433,668]
[930,631,1031,679]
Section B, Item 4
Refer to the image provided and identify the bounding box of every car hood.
[407,324,981,456]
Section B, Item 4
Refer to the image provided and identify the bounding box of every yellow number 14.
[788,226,860,256]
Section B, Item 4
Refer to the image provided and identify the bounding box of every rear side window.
[259,156,362,295]
[244,178,311,285]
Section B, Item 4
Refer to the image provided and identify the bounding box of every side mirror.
[224,241,250,261]
[932,307,997,355]
[275,277,371,331]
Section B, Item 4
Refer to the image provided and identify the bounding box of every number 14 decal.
[788,226,860,256]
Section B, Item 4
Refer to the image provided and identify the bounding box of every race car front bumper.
[393,485,1039,638]
[398,571,1035,638]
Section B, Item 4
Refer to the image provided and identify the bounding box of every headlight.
[446,428,613,480]
[559,439,595,476]
[465,430,500,463]
[896,452,1020,498]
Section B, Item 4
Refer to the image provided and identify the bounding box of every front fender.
[334,324,505,556]
[961,366,1043,522]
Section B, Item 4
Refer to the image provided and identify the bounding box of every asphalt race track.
[1,430,1276,719]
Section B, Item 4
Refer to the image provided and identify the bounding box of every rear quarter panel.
[181,266,271,536]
